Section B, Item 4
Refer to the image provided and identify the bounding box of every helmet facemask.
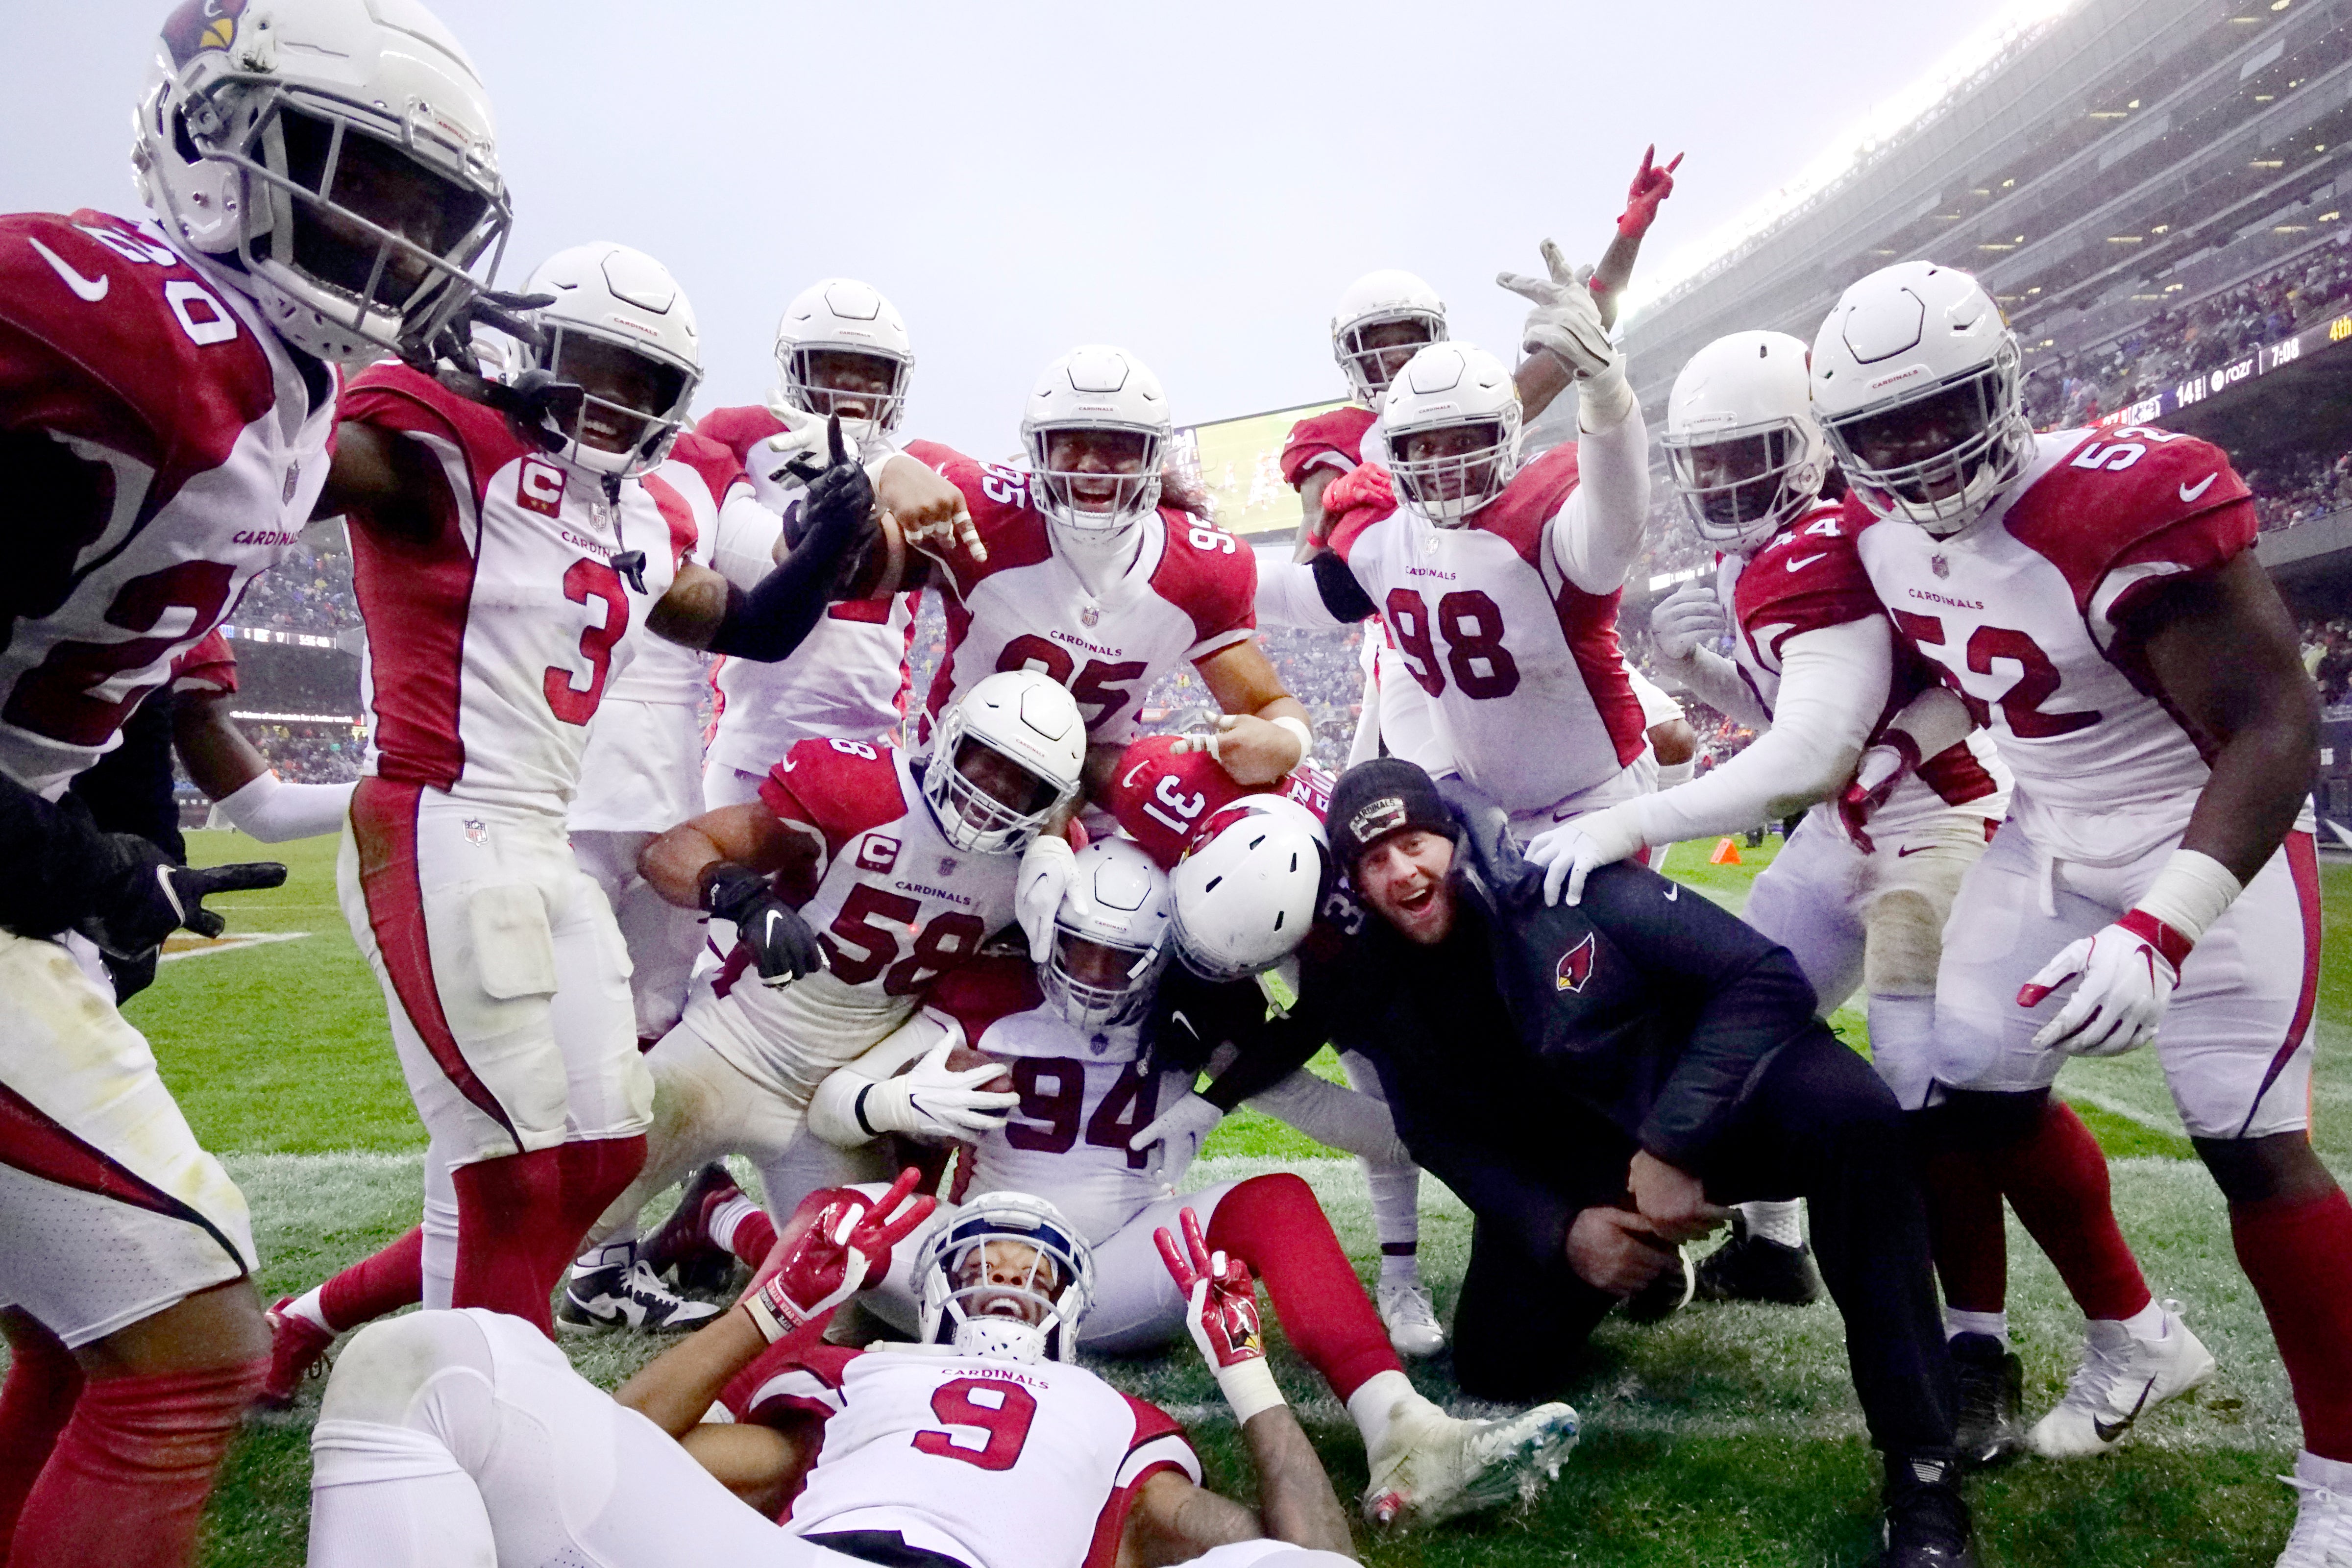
[1044,925,1167,1031]
[1663,420,1824,553]
[781,345,910,438]
[1026,425,1163,546]
[533,323,697,478]
[1388,413,1523,526]
[921,731,1071,855]
[1819,345,2030,538]
[916,1201,1094,1364]
[1337,311,1445,407]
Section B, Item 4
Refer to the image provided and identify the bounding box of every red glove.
[1155,1207,1283,1419]
[1836,732,1922,855]
[1320,462,1398,550]
[1617,144,1684,240]
[740,1167,935,1342]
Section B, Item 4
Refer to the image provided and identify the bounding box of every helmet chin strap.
[953,1316,1050,1364]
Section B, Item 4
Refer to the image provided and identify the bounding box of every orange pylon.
[1709,837,1742,865]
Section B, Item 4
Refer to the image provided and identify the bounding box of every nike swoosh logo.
[1663,883,1678,901]
[1122,760,1154,788]
[2092,1377,2157,1445]
[1896,844,1932,858]
[2178,474,2218,504]
[1785,553,1827,573]
[28,238,107,302]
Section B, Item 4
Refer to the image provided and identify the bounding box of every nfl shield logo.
[464,818,489,847]
[281,461,300,504]
[938,855,959,876]
[1931,554,1950,579]
[1080,605,1101,627]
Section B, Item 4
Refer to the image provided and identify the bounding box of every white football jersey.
[696,404,918,770]
[1332,446,1648,816]
[732,1343,1196,1568]
[0,212,332,797]
[1720,500,2008,841]
[899,441,1258,751]
[684,740,1020,1102]
[1853,426,2288,865]
[340,364,706,817]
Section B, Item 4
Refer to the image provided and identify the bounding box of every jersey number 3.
[913,1376,1038,1471]
[544,558,630,726]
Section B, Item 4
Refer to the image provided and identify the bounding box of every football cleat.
[2028,1301,2215,1458]
[1881,1455,1979,1567]
[2278,1450,2352,1567]
[1361,1392,1579,1530]
[642,1162,744,1296]
[1694,1214,1823,1306]
[559,1244,725,1336]
[256,1297,336,1411]
[1378,1279,1446,1358]
[1621,1242,1695,1323]
[1947,1332,2029,1468]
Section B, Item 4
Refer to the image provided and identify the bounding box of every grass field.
[60,828,2352,1565]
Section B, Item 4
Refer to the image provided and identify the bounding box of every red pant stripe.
[2237,830,2320,1140]
[0,1081,245,1272]
[349,777,518,1146]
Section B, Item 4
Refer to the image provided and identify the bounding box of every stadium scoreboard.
[1169,397,1353,539]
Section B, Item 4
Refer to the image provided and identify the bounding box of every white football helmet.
[1662,331,1827,555]
[131,0,510,365]
[916,1191,1095,1364]
[1020,346,1171,550]
[1810,262,2032,538]
[516,244,700,477]
[775,278,913,436]
[1332,270,1447,407]
[1380,343,1524,525]
[1043,838,1173,1032]
[922,671,1086,855]
[1170,800,1327,981]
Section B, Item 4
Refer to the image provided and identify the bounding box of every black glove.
[701,863,826,987]
[75,834,287,959]
[802,414,879,594]
[708,416,882,663]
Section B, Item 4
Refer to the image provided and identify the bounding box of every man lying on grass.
[1316,758,1975,1568]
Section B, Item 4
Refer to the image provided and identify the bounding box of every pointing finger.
[1541,237,1576,287]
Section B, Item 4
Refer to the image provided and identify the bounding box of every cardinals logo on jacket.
[1555,933,1596,994]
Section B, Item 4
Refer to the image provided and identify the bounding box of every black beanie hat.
[1326,757,1456,875]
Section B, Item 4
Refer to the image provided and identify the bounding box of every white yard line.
[160,931,311,962]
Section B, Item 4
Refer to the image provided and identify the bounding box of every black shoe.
[642,1162,742,1296]
[1621,1242,1696,1323]
[1947,1332,2029,1468]
[1882,1455,1979,1567]
[1694,1216,1822,1306]
[558,1244,725,1335]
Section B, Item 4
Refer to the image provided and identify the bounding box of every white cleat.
[2028,1301,2215,1458]
[1361,1392,1580,1530]
[2279,1450,2352,1567]
[559,1245,725,1336]
[1378,1280,1446,1358]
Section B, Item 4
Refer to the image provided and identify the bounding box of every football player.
[1811,262,2350,1553]
[753,840,1580,1530]
[305,1172,1358,1568]
[557,671,1088,1329]
[0,2,507,1560]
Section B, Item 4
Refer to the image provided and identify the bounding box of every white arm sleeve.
[1545,398,1651,596]
[1624,617,1893,845]
[706,491,787,592]
[805,1012,958,1149]
[1656,646,1771,732]
[1882,682,1977,760]
[211,771,355,843]
[1255,556,1350,630]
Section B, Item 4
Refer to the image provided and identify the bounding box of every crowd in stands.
[228,539,358,637]
[2021,233,2352,433]
[2302,614,2352,710]
[2245,445,2352,532]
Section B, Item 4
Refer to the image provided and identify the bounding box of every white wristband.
[2133,849,2244,946]
[1269,715,1312,769]
[1213,1358,1287,1424]
[1577,361,1637,432]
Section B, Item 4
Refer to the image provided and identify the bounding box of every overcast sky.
[9,0,2012,454]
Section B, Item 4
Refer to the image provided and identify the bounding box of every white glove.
[754,395,834,490]
[1523,803,1648,906]
[1013,834,1075,959]
[853,1037,1021,1140]
[1497,241,1617,380]
[1127,1092,1224,1191]
[1650,582,1728,662]
[2016,912,2188,1056]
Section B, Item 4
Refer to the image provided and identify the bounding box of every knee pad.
[1862,889,1943,997]
[2194,1130,2338,1205]
[319,1313,493,1430]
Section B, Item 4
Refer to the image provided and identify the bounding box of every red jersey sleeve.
[1470,444,1583,568]
[1279,407,1377,489]
[2007,429,2256,638]
[0,212,276,509]
[721,1339,861,1427]
[899,439,1054,599]
[169,630,238,696]
[664,429,750,510]
[1733,504,1885,664]
[1083,1395,1201,1568]
[1323,463,1398,563]
[339,360,533,511]
[692,404,787,468]
[1152,515,1257,658]
[1103,735,1250,868]
[926,955,1045,1043]
[760,738,910,864]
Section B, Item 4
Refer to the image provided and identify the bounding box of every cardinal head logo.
[1555,932,1596,993]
